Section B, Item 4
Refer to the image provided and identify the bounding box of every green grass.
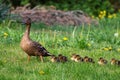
[0,18,120,80]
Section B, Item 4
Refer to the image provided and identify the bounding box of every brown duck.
[20,18,51,62]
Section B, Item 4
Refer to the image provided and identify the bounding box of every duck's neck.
[24,24,31,39]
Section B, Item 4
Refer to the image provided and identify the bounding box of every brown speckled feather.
[31,41,51,56]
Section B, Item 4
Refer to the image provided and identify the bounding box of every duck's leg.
[40,55,43,62]
[27,55,30,62]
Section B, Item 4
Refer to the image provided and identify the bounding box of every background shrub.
[1,0,120,16]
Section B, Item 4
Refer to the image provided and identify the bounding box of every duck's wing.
[32,41,51,56]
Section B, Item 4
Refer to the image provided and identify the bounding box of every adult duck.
[20,18,51,62]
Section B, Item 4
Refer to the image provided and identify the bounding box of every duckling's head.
[62,56,68,62]
[58,54,63,59]
[58,54,63,57]
[71,54,76,57]
[99,57,103,60]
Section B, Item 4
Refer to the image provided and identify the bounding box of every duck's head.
[23,17,31,25]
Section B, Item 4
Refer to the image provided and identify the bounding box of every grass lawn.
[0,19,120,80]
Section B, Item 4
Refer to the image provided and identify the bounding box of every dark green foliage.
[0,0,116,16]
[76,38,88,49]
[0,3,9,22]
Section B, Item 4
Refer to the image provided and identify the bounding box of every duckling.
[83,56,95,63]
[74,56,83,62]
[58,54,67,62]
[111,58,120,66]
[88,58,95,63]
[98,57,107,65]
[20,18,51,62]
[71,54,81,61]
[117,60,120,66]
[50,55,59,62]
[111,58,118,65]
[83,56,89,62]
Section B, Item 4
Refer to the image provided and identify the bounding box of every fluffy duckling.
[83,56,89,62]
[74,55,83,62]
[50,55,59,62]
[71,54,77,61]
[58,54,67,63]
[98,57,107,65]
[88,58,95,63]
[111,58,120,66]
[83,56,94,63]
[111,58,118,65]
[117,60,120,66]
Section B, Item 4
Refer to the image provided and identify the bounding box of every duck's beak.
[21,22,26,25]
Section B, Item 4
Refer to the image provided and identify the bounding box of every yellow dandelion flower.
[3,60,7,63]
[4,36,7,38]
[87,43,91,47]
[3,32,8,38]
[91,15,95,19]
[108,47,112,51]
[4,32,8,36]
[113,13,116,18]
[103,10,106,14]
[103,48,109,51]
[108,14,112,18]
[99,14,102,18]
[100,11,103,14]
[63,37,68,41]
[39,70,45,75]
[119,9,120,12]
[103,13,106,17]
[117,48,120,52]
